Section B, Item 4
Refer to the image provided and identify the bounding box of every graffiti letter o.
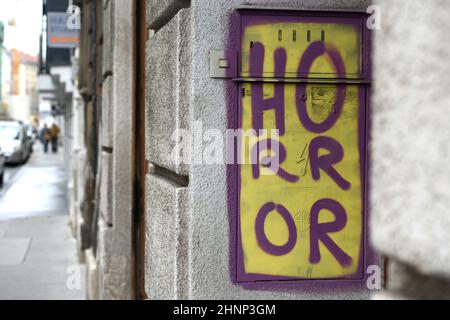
[296,41,347,133]
[255,202,297,256]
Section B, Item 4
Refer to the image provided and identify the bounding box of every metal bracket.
[210,49,237,79]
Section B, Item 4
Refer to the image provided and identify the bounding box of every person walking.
[40,124,51,153]
[50,123,60,153]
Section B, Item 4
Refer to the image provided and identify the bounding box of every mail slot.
[234,10,370,283]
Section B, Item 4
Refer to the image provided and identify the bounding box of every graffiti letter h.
[249,43,286,136]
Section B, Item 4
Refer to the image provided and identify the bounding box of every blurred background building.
[8,50,39,121]
[0,20,39,123]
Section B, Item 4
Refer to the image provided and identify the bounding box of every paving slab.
[0,238,31,266]
[0,146,85,300]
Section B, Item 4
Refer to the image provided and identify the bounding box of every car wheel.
[0,172,4,188]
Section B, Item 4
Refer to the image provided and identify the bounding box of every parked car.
[0,121,32,165]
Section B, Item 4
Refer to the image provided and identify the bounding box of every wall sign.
[235,11,369,283]
[47,12,79,49]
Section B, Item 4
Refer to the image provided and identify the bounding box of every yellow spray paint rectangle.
[237,19,365,281]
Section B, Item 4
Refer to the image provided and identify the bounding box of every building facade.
[0,45,12,115]
[8,50,39,121]
[67,0,450,300]
[0,46,39,121]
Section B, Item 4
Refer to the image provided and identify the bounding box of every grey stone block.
[147,0,190,28]
[97,217,131,300]
[144,173,189,300]
[370,0,450,279]
[385,259,450,299]
[101,75,113,148]
[90,0,134,301]
[85,248,99,300]
[74,148,87,263]
[102,0,114,76]
[145,9,191,175]
[68,180,77,238]
[111,0,133,230]
[100,151,113,226]
[110,29,133,297]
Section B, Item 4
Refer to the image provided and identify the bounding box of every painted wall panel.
[236,12,368,283]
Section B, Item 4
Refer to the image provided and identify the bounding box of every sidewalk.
[0,144,85,300]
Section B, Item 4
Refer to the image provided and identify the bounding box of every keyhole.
[301,93,307,101]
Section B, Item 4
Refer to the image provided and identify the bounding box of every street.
[0,143,85,300]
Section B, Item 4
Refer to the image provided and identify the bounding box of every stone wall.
[370,0,450,299]
[96,0,134,299]
[70,0,134,300]
[144,0,373,300]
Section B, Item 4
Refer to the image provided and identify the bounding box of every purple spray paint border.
[225,9,377,292]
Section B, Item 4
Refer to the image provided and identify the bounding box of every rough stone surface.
[100,151,113,226]
[75,216,87,263]
[75,148,87,263]
[144,173,189,300]
[146,9,191,176]
[102,0,114,76]
[69,92,84,240]
[144,0,372,299]
[111,0,133,298]
[101,75,113,148]
[97,217,130,300]
[85,248,99,300]
[68,178,77,238]
[93,0,134,300]
[385,260,450,299]
[147,0,190,28]
[370,0,450,279]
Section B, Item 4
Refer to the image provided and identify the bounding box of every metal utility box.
[233,10,370,284]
